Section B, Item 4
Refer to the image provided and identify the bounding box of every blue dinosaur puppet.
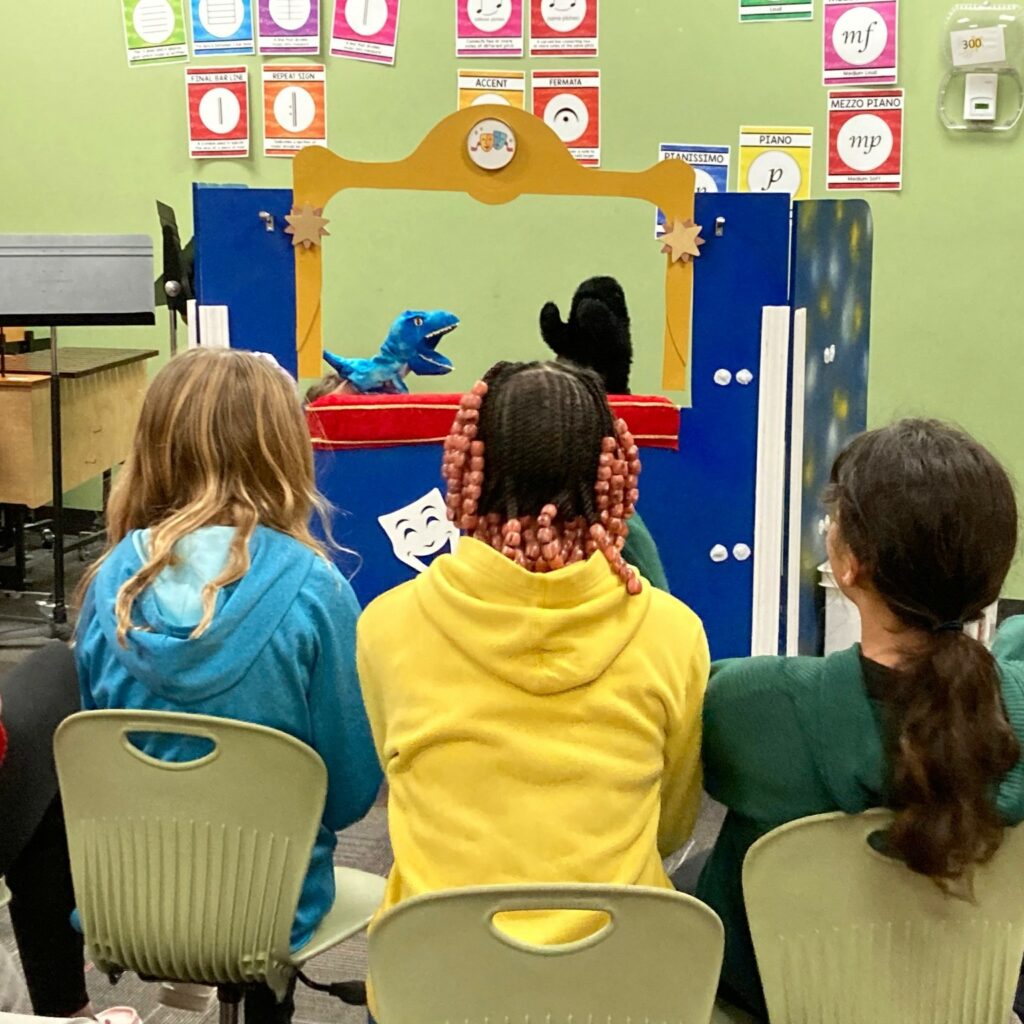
[323,309,459,395]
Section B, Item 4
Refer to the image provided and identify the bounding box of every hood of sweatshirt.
[89,525,317,703]
[415,536,652,696]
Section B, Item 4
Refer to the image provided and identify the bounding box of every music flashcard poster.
[738,126,813,200]
[740,0,814,22]
[824,0,898,86]
[532,70,600,166]
[827,89,903,190]
[263,64,328,156]
[257,0,321,54]
[530,0,598,57]
[186,66,250,159]
[190,0,255,55]
[457,70,527,110]
[331,0,401,64]
[655,144,731,236]
[457,0,524,58]
[122,0,190,65]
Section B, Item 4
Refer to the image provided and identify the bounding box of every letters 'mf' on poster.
[824,0,898,86]
[739,126,813,200]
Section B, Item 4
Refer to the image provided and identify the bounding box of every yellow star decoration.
[660,218,705,264]
[284,205,330,250]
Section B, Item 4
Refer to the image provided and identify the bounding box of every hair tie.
[934,621,965,634]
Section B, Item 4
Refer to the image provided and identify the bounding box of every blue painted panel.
[639,192,791,658]
[193,183,297,376]
[788,199,873,655]
[315,445,446,608]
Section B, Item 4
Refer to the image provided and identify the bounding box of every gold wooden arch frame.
[292,106,696,388]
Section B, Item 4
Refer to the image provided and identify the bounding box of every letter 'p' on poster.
[739,126,813,200]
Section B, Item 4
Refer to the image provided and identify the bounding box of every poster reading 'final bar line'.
[186,66,250,159]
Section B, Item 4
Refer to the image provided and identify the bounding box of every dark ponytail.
[826,419,1020,887]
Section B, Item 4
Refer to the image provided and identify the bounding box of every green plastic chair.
[744,809,1024,1024]
[53,710,385,1023]
[368,882,743,1024]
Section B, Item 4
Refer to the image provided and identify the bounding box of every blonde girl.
[76,349,381,1022]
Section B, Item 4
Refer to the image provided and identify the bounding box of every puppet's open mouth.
[425,320,460,350]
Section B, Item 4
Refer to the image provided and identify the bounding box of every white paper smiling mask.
[378,488,460,573]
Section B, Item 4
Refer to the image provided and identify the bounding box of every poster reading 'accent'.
[458,70,527,110]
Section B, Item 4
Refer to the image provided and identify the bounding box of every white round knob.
[714,369,732,386]
[710,544,729,563]
[732,543,752,562]
[736,369,753,386]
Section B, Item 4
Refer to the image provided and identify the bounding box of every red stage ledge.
[307,393,680,451]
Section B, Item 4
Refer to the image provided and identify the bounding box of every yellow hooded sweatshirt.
[356,536,710,943]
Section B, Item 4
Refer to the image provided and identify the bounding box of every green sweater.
[697,621,1024,1020]
[622,512,669,592]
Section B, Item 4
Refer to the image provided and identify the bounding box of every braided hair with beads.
[442,361,643,595]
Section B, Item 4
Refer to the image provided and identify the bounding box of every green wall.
[2,2,1022,584]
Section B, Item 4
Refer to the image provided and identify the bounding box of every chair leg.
[217,984,243,1024]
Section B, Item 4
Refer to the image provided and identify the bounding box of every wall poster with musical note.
[529,0,598,58]
[456,0,524,58]
[189,0,255,55]
[262,64,327,156]
[531,69,600,165]
[257,0,321,54]
[121,0,190,66]
[186,66,250,158]
[331,0,401,64]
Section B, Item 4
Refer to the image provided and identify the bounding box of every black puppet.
[539,276,633,395]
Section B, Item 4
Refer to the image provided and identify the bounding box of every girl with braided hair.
[357,360,709,957]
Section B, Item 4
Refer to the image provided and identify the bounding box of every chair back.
[54,710,327,997]
[744,809,1024,1024]
[369,883,725,1024]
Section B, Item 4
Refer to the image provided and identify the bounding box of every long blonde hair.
[82,348,330,646]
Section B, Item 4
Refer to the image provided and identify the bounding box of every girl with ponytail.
[694,419,1024,1021]
[357,361,710,958]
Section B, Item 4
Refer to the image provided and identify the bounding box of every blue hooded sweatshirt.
[75,525,383,950]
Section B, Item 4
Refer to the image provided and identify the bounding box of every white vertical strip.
[751,306,792,656]
[186,300,199,349]
[785,308,808,656]
[197,305,231,349]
